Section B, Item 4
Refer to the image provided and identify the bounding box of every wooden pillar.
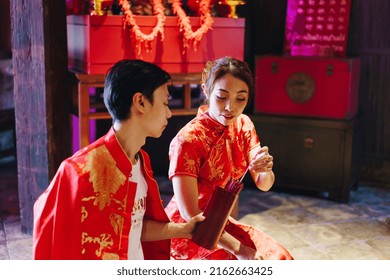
[348,0,390,185]
[10,0,71,233]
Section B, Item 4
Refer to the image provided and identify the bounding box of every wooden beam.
[10,0,70,233]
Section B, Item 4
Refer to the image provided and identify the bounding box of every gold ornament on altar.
[91,0,104,15]
[226,0,245,18]
[91,0,114,15]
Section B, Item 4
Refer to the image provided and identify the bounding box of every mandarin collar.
[197,105,232,134]
[104,127,132,176]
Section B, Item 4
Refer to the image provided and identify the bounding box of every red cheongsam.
[166,105,294,260]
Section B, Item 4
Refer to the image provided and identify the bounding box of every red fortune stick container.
[192,178,243,250]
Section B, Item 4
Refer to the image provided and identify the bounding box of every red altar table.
[67,15,245,74]
[67,14,245,148]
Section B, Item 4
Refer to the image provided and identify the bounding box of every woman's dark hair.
[202,56,254,101]
[104,59,171,121]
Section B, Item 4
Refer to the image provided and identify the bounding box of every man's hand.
[181,213,205,239]
[141,213,205,241]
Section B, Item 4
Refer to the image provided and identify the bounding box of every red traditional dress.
[33,128,170,260]
[166,105,293,260]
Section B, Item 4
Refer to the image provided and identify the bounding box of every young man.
[33,59,204,260]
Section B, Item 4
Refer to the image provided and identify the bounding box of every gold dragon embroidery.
[110,213,125,235]
[81,146,126,211]
[208,147,224,180]
[81,232,114,258]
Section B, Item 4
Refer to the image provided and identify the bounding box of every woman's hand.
[248,146,275,191]
[249,146,273,173]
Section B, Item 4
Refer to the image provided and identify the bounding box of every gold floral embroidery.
[81,206,88,223]
[183,152,197,174]
[110,213,124,235]
[82,146,126,211]
[208,148,224,180]
[111,197,126,210]
[102,252,119,260]
[82,232,114,258]
[225,139,242,178]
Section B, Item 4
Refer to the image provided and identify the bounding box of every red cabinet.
[254,55,360,120]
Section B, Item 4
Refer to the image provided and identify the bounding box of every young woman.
[165,56,293,260]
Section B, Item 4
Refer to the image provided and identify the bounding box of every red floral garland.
[120,0,214,53]
[120,0,166,54]
[172,0,214,51]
